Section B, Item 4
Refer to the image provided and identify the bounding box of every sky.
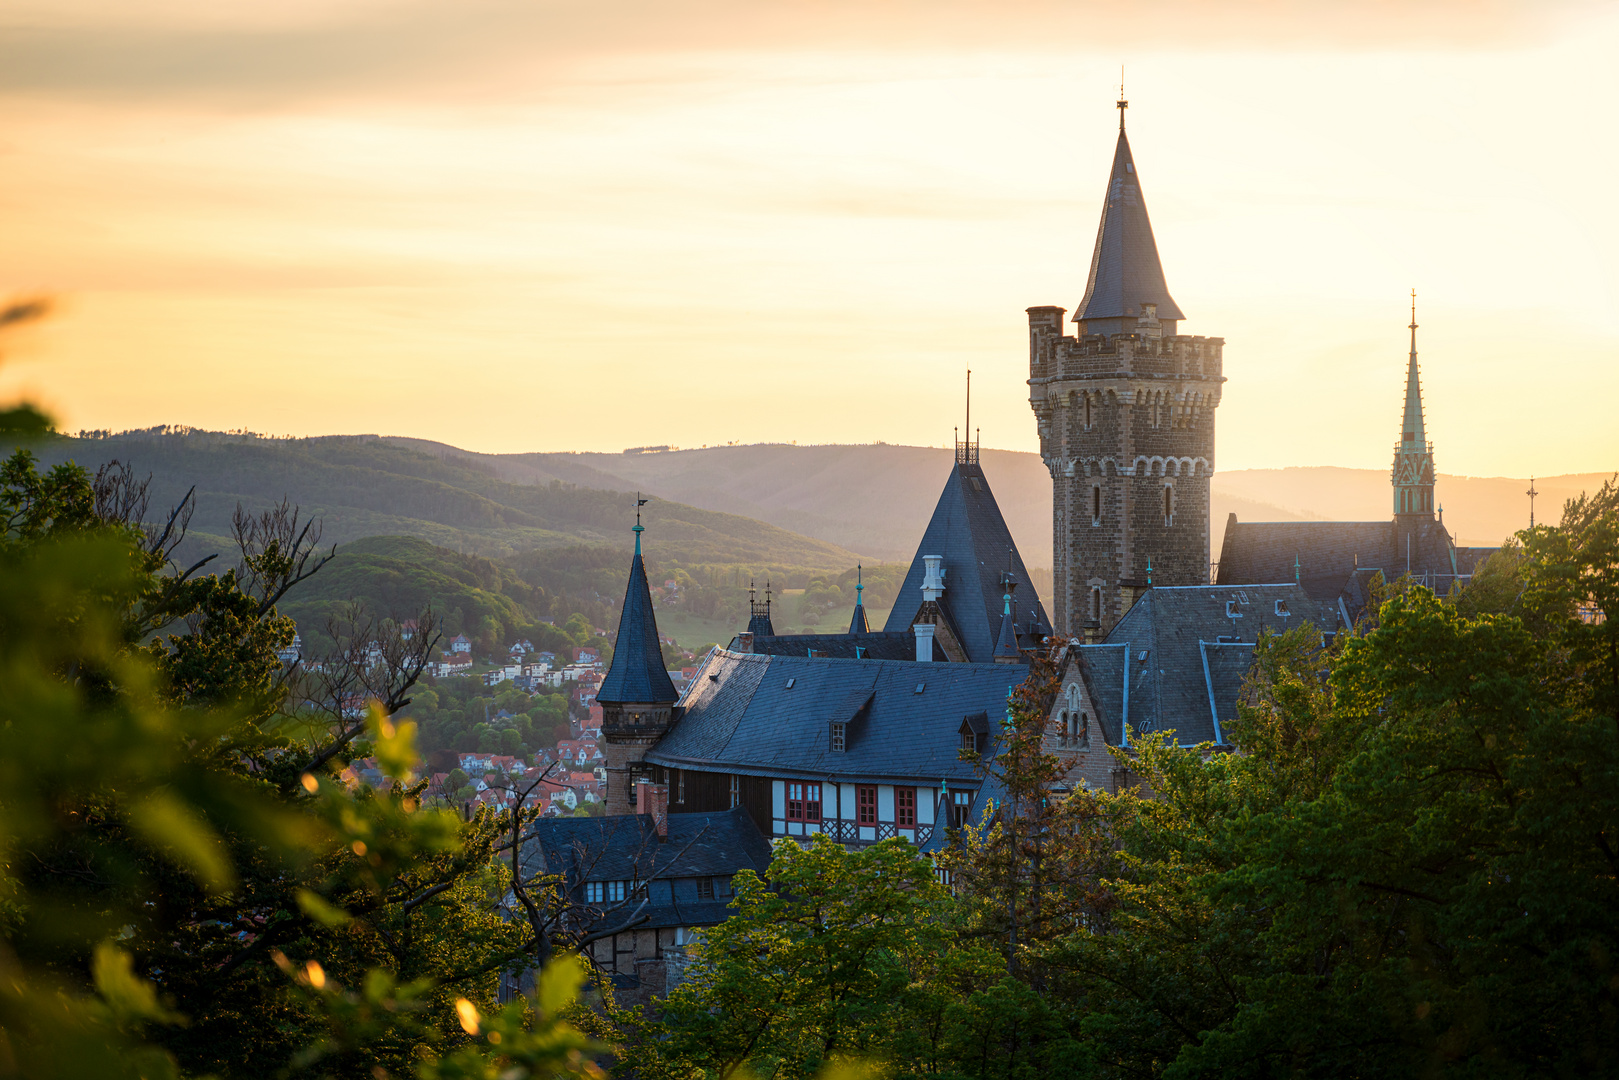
[1,0,1615,476]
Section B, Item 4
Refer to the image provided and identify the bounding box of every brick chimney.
[642,782,668,840]
[736,632,754,653]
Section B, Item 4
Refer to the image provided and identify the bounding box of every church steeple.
[1075,106,1184,335]
[1392,291,1436,521]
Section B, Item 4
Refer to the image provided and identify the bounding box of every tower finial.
[633,492,648,553]
[1117,66,1128,130]
[1527,476,1539,528]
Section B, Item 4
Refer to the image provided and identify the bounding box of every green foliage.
[633,835,994,1079]
[1041,480,1619,1076]
[0,449,604,1078]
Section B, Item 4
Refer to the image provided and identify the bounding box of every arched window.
[1084,394,1093,430]
[1078,712,1090,750]
[1163,484,1174,526]
[1092,485,1102,525]
[1090,587,1103,623]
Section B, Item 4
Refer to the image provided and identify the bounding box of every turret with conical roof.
[1075,106,1184,336]
[599,504,679,815]
[1392,291,1436,522]
[1027,99,1225,638]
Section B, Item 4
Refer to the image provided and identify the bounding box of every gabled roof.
[1076,128,1185,324]
[1105,584,1340,746]
[1216,515,1473,611]
[880,462,1051,663]
[598,526,678,705]
[649,649,1020,784]
[520,806,772,931]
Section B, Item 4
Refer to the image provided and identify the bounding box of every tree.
[630,835,988,1079]
[1043,480,1619,1077]
[0,448,605,1078]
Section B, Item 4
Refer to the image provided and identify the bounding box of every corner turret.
[599,503,679,815]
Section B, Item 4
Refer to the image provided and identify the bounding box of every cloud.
[0,0,1591,107]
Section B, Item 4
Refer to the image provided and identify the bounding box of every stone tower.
[1392,292,1436,524]
[598,511,679,816]
[1028,102,1225,639]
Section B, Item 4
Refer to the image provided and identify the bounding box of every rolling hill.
[12,430,860,575]
[378,439,1603,565]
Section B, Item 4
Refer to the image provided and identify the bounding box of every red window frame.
[895,787,916,829]
[787,782,822,823]
[857,785,877,825]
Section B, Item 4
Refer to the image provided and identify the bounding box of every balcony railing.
[814,819,933,847]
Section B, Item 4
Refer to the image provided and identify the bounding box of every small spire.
[1294,554,1301,584]
[1146,555,1153,586]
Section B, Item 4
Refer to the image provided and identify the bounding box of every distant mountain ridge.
[20,431,1603,576]
[380,438,1598,566]
[14,431,859,574]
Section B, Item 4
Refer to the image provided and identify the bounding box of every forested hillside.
[18,429,859,570]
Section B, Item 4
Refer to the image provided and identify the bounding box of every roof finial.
[856,564,863,601]
[1117,66,1128,130]
[1527,476,1539,528]
[633,492,648,554]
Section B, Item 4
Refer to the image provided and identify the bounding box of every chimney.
[913,621,936,663]
[921,555,945,602]
[647,783,669,839]
[737,632,754,653]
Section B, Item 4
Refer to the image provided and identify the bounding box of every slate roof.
[1215,514,1489,617]
[648,649,1020,785]
[881,462,1052,663]
[598,531,678,705]
[849,600,871,635]
[728,631,938,662]
[520,806,771,931]
[1104,584,1340,746]
[1076,127,1185,324]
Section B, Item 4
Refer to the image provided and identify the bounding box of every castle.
[556,101,1497,985]
[592,96,1499,816]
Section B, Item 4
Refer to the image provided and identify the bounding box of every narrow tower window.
[1163,484,1174,526]
[1091,485,1102,526]
[1084,394,1093,430]
[1091,587,1103,623]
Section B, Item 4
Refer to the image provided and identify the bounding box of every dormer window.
[1275,600,1290,617]
[960,728,976,752]
[829,721,846,753]
[1225,600,1244,619]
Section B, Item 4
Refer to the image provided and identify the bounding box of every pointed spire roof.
[882,461,1051,662]
[848,566,870,635]
[1400,291,1427,448]
[597,512,677,705]
[1075,124,1184,324]
[993,581,1020,661]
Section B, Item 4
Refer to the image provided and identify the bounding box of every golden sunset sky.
[1,0,1615,475]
